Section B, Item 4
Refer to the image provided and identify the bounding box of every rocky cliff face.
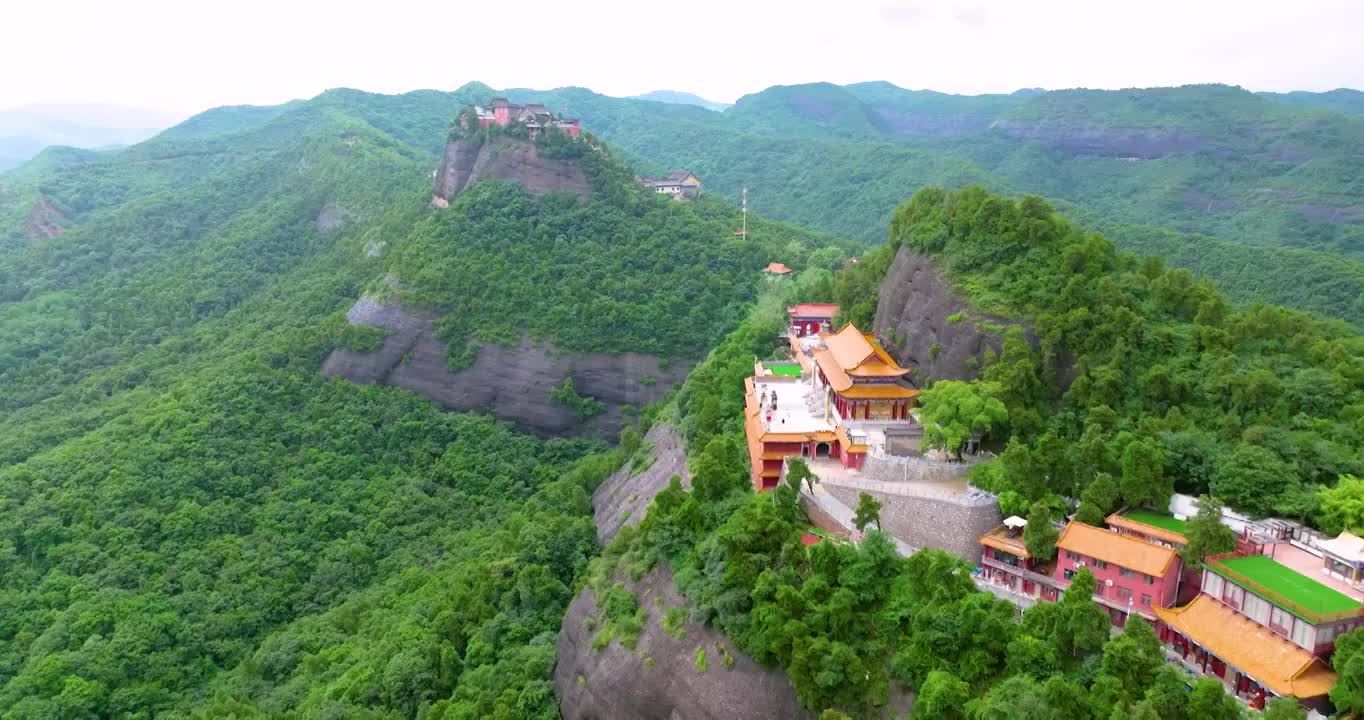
[591,423,692,543]
[873,247,1075,389]
[990,121,1208,159]
[431,135,590,206]
[320,296,688,440]
[554,567,812,720]
[872,248,1014,384]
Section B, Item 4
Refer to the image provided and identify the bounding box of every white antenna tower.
[741,187,748,238]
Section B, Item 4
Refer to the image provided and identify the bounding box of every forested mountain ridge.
[572,187,1364,719]
[2,77,1361,718]
[0,84,851,717]
[501,81,1364,323]
[11,80,1358,322]
[861,187,1363,522]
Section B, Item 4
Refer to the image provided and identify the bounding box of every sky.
[4,0,1362,120]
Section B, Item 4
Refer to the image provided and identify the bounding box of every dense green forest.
[856,187,1363,528]
[386,133,843,361]
[592,286,1322,719]
[0,84,848,716]
[3,77,1363,717]
[505,82,1364,323]
[14,80,1357,321]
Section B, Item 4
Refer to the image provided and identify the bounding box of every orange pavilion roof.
[786,303,840,319]
[837,385,920,400]
[1155,595,1337,698]
[763,262,792,274]
[812,323,912,392]
[980,526,1032,559]
[1056,521,1178,577]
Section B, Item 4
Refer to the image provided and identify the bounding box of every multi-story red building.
[1105,510,1204,603]
[1154,550,1360,710]
[978,520,1062,604]
[1056,521,1183,624]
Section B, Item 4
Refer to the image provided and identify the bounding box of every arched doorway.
[815,442,831,458]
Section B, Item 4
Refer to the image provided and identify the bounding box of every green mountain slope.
[879,187,1363,518]
[502,81,1364,323]
[0,85,844,717]
[630,89,731,111]
[1262,88,1364,119]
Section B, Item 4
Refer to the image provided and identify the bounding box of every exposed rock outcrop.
[991,121,1207,159]
[24,195,64,240]
[320,297,688,440]
[872,248,1015,383]
[591,422,691,543]
[554,567,812,720]
[874,248,1078,389]
[431,135,590,205]
[315,202,362,233]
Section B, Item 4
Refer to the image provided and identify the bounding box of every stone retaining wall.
[822,483,1001,562]
[862,452,973,485]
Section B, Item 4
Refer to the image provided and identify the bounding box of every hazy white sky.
[6,0,1362,119]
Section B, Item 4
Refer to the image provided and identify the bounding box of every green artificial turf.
[1123,510,1189,534]
[1216,554,1361,616]
[765,362,803,378]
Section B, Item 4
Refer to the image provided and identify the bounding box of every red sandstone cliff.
[430,135,590,206]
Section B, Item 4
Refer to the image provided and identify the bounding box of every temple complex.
[467,97,582,139]
[744,319,919,491]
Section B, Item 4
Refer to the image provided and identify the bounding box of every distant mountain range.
[0,103,187,171]
[6,82,1363,323]
[502,81,1364,322]
[629,90,731,111]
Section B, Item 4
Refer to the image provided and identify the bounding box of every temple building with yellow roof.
[744,318,920,491]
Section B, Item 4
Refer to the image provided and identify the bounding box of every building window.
[1141,594,1152,606]
[1063,568,1076,580]
[1115,587,1132,602]
[1143,574,1154,585]
[1066,551,1080,561]
[1119,567,1135,578]
[1094,560,1108,570]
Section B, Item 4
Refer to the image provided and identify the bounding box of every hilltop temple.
[467,97,582,139]
[744,317,919,490]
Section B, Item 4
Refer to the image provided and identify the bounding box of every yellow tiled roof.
[981,526,1032,559]
[835,426,869,454]
[823,324,876,370]
[1057,521,1178,577]
[818,323,911,380]
[1155,595,1337,698]
[1105,512,1188,545]
[813,348,853,391]
[837,384,920,400]
[846,363,912,378]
